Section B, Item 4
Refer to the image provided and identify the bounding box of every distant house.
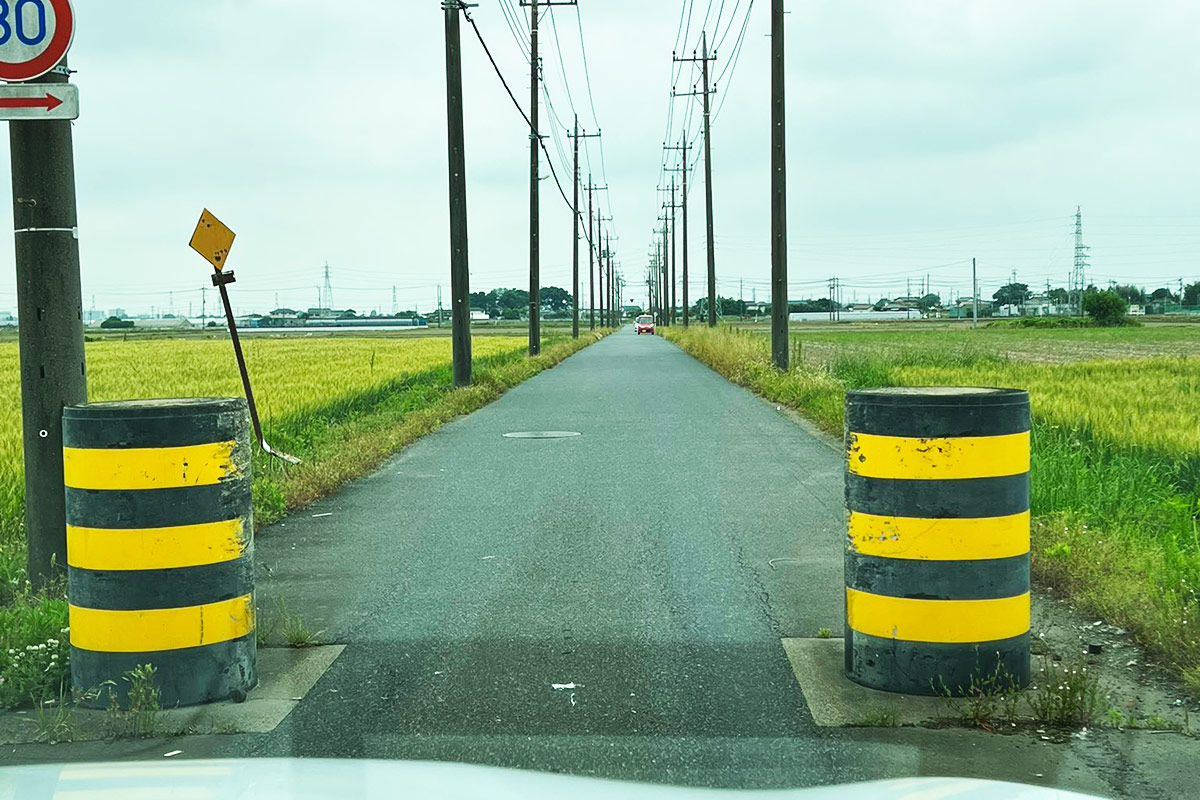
[1128,305,1145,316]
[1024,294,1064,317]
[845,303,874,313]
[949,299,993,319]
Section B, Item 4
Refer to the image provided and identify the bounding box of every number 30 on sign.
[0,0,74,83]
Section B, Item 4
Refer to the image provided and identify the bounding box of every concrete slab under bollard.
[0,645,344,745]
[782,638,949,727]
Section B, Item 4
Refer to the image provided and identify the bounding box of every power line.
[461,8,582,225]
[711,0,754,123]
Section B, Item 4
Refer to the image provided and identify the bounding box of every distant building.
[1128,305,1145,316]
[133,317,193,330]
[470,308,491,321]
[845,303,874,313]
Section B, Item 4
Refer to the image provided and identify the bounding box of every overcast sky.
[0,0,1196,316]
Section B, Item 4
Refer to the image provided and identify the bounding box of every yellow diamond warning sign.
[189,209,235,271]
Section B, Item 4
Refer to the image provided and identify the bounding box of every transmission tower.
[322,262,334,310]
[1072,207,1090,314]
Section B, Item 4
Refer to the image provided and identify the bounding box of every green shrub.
[1083,291,1129,327]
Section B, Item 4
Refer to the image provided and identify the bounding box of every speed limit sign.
[0,0,74,83]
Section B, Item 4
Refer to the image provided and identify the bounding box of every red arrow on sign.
[0,94,64,113]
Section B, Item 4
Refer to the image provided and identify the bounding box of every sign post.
[6,0,83,587]
[189,209,300,466]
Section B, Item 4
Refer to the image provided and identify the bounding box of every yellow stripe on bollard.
[69,595,255,653]
[67,519,247,571]
[63,441,238,490]
[847,510,1030,561]
[847,431,1030,480]
[846,587,1029,644]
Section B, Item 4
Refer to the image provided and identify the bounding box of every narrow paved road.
[237,327,852,784]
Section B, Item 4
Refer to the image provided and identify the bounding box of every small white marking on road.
[570,692,577,707]
[163,750,182,758]
[551,682,577,690]
[312,513,333,518]
[481,556,496,560]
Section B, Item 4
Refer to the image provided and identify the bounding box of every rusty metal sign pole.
[189,208,299,465]
[210,269,299,465]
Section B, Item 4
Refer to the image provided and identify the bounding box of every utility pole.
[586,177,608,330]
[528,0,541,354]
[11,56,86,587]
[437,284,444,328]
[569,126,601,338]
[972,257,979,329]
[657,213,670,326]
[665,140,691,326]
[519,0,579,349]
[599,212,613,326]
[598,244,605,327]
[670,177,677,325]
[572,114,579,339]
[607,236,615,326]
[588,177,595,330]
[443,0,472,385]
[701,31,717,328]
[674,34,718,327]
[771,0,788,368]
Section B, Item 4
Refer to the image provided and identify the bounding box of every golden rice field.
[897,358,1200,456]
[0,336,530,544]
[664,324,1200,690]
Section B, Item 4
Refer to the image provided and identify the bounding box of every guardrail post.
[64,398,256,707]
[843,387,1031,696]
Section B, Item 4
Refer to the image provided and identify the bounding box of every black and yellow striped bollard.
[844,387,1031,696]
[64,398,256,707]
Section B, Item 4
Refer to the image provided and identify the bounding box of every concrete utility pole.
[607,235,615,326]
[674,35,717,327]
[972,257,979,329]
[665,140,691,326]
[443,1,472,386]
[770,0,788,368]
[598,239,606,326]
[568,125,601,339]
[599,212,613,325]
[526,0,541,355]
[586,178,608,330]
[571,115,580,338]
[670,178,678,325]
[664,220,670,325]
[11,57,86,587]
[700,31,717,327]
[588,177,595,330]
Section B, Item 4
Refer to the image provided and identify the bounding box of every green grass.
[663,324,1200,692]
[0,331,606,706]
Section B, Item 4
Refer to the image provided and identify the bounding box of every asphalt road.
[230,326,856,784]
